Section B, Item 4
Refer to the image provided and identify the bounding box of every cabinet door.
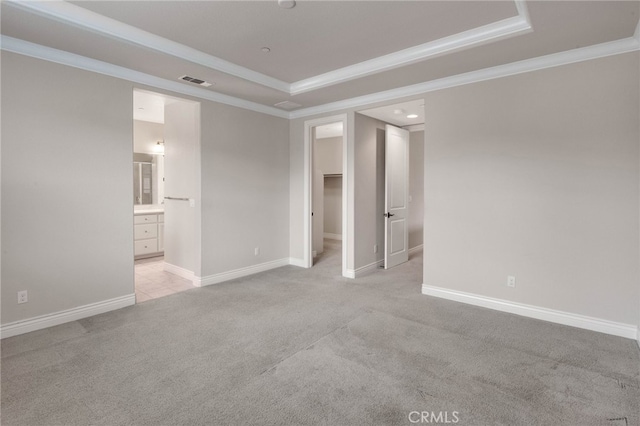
[158,223,164,251]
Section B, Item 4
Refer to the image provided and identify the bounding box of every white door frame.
[303,114,349,278]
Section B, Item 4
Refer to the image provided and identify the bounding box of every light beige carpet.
[2,240,639,425]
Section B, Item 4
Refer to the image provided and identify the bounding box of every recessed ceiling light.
[393,109,405,115]
[261,47,271,53]
[407,114,418,119]
[278,0,296,9]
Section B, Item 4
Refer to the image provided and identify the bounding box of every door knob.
[384,212,395,218]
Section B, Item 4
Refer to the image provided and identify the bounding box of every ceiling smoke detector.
[180,75,213,87]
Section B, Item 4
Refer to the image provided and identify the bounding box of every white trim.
[0,294,136,339]
[409,244,424,255]
[288,257,307,268]
[404,124,425,133]
[354,260,384,278]
[421,284,638,340]
[289,35,640,120]
[513,0,531,28]
[163,262,195,282]
[324,232,342,241]
[0,36,289,119]
[303,114,349,278]
[343,269,356,279]
[195,258,290,287]
[4,0,290,93]
[3,30,639,123]
[5,0,530,96]
[289,7,531,95]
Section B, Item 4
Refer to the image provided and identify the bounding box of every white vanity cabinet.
[134,211,164,259]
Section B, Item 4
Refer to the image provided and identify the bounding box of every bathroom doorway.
[132,89,201,303]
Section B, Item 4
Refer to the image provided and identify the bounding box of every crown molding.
[4,0,291,93]
[5,0,531,96]
[404,124,425,133]
[289,1,532,95]
[3,17,638,122]
[0,36,290,119]
[289,33,640,119]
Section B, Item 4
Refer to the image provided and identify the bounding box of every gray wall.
[133,120,164,154]
[1,51,291,326]
[354,113,386,270]
[1,52,134,324]
[409,131,424,249]
[315,136,342,175]
[164,100,200,275]
[199,102,289,276]
[324,176,342,236]
[315,136,343,239]
[423,52,639,325]
[289,53,639,328]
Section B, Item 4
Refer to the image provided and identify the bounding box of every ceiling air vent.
[180,75,213,87]
[274,100,302,111]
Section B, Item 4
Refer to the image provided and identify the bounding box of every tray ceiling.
[1,1,638,117]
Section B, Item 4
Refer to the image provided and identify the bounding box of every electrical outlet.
[17,290,28,304]
[374,244,378,254]
[507,276,516,288]
[254,247,260,256]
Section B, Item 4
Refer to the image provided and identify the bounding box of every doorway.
[132,89,201,303]
[312,122,344,268]
[355,99,425,272]
[304,114,349,277]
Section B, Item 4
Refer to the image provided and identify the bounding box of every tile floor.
[134,256,195,303]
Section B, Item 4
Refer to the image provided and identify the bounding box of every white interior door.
[384,124,410,269]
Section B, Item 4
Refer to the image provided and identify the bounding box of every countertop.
[134,209,164,215]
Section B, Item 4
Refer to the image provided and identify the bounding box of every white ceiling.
[315,122,343,140]
[133,90,165,124]
[359,100,425,128]
[2,1,638,116]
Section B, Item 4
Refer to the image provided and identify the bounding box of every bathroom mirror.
[133,152,164,205]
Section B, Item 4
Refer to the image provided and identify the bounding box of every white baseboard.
[409,244,423,255]
[343,269,356,279]
[354,260,384,278]
[422,284,637,340]
[195,258,290,287]
[164,262,195,282]
[324,233,342,241]
[1,294,136,339]
[289,257,307,268]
